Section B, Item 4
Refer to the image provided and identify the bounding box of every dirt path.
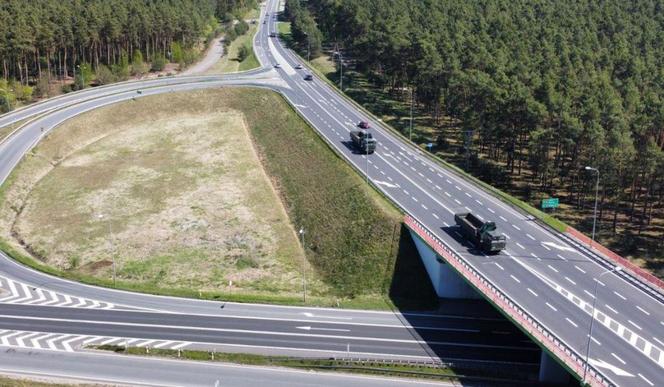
[179,37,226,76]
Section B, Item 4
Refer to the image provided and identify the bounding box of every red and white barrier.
[566,226,664,292]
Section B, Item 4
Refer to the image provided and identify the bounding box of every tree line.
[0,0,256,107]
[293,0,664,258]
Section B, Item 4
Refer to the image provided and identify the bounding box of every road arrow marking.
[374,180,399,188]
[297,326,350,333]
[589,358,634,377]
[301,312,352,320]
[541,241,581,253]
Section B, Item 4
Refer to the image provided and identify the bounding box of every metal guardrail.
[404,215,613,387]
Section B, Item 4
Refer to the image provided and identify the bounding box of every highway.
[0,0,661,385]
[0,347,451,387]
[0,303,537,364]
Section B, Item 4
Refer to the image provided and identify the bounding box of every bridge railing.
[566,226,664,292]
[404,215,612,387]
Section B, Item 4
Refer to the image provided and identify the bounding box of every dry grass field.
[0,90,321,296]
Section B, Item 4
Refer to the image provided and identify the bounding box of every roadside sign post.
[541,198,559,211]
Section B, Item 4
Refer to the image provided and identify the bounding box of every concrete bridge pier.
[408,229,480,299]
[409,228,571,384]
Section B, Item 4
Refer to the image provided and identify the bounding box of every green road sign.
[541,197,559,209]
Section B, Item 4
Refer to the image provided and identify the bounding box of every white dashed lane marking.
[546,302,557,312]
[510,275,520,283]
[610,353,626,365]
[635,306,650,316]
[638,373,654,386]
[527,288,538,297]
[605,304,618,314]
[566,318,578,328]
[613,291,626,300]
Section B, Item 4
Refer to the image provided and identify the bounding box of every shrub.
[151,55,167,72]
[34,76,50,98]
[170,42,184,63]
[131,50,149,76]
[0,92,15,113]
[95,64,117,85]
[111,53,130,81]
[238,45,250,62]
[234,20,249,36]
[225,27,237,44]
[73,63,93,90]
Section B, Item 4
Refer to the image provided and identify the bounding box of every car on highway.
[269,32,276,38]
[273,63,281,69]
[358,121,371,129]
[295,64,303,70]
[304,74,313,81]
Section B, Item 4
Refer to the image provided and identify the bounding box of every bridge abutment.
[539,351,570,384]
[409,229,480,299]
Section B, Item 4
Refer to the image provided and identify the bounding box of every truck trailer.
[350,129,377,154]
[454,212,506,254]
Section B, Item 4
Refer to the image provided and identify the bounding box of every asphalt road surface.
[0,347,452,387]
[0,0,661,385]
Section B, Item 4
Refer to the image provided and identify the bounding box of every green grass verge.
[277,22,293,46]
[224,89,404,298]
[0,375,74,387]
[204,23,259,74]
[0,238,388,309]
[299,51,570,234]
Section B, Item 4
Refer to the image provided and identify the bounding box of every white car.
[274,63,281,69]
[295,64,303,70]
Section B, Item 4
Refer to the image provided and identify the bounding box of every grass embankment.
[0,89,317,302]
[0,376,82,387]
[0,88,436,309]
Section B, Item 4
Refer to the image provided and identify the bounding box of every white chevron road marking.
[0,275,123,311]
